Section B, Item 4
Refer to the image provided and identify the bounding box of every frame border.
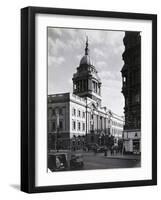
[21,6,157,193]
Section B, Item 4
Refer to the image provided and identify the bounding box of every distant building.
[121,32,141,154]
[48,38,124,150]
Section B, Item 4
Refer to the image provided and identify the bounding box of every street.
[48,150,141,172]
[82,152,140,170]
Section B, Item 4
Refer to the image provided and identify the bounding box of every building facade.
[48,38,124,151]
[121,31,141,154]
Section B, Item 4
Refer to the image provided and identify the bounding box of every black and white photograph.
[20,6,157,193]
[47,27,141,172]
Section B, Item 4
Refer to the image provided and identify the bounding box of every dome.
[80,55,91,65]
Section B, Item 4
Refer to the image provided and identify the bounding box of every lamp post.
[85,98,88,146]
[85,98,98,146]
[85,99,93,146]
[55,108,59,151]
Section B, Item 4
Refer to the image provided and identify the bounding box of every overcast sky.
[48,27,125,116]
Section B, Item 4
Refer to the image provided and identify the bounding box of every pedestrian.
[94,148,97,155]
[110,146,114,156]
[104,147,107,157]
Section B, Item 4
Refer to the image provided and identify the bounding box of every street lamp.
[55,108,60,151]
[85,98,97,146]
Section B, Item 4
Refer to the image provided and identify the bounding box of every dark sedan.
[70,154,84,169]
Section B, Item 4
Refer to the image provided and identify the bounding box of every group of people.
[103,144,123,156]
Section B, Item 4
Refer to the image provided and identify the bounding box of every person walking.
[104,146,107,157]
[110,146,114,156]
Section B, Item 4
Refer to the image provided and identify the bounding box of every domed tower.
[72,37,102,106]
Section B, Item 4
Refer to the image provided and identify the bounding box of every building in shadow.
[121,31,141,154]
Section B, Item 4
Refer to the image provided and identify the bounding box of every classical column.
[80,80,82,92]
[76,81,79,92]
[79,80,81,92]
[96,82,97,93]
[88,79,92,91]
[85,79,87,91]
[82,79,84,92]
[97,115,98,133]
[86,79,88,91]
[94,81,96,92]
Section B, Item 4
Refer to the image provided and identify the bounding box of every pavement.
[70,150,141,160]
[50,149,141,160]
[82,152,141,170]
[105,155,140,160]
[48,150,141,171]
[101,151,140,160]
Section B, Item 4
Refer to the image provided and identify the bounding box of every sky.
[48,27,125,116]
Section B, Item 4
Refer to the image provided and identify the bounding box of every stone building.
[121,31,141,154]
[48,38,124,151]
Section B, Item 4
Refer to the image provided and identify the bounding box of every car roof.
[48,153,67,156]
[71,153,82,156]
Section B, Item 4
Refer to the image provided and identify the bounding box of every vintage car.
[48,153,68,172]
[70,153,84,169]
[96,145,108,153]
[86,143,107,153]
[86,143,99,151]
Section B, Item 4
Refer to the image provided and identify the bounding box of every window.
[59,121,63,130]
[91,124,94,131]
[59,108,63,115]
[92,81,95,92]
[72,108,76,116]
[78,109,81,117]
[52,121,56,131]
[52,109,55,116]
[82,111,85,118]
[72,120,76,130]
[77,121,81,131]
[82,122,85,131]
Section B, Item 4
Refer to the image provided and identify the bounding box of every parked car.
[86,143,99,151]
[97,145,107,153]
[87,143,107,153]
[48,153,68,171]
[70,153,84,169]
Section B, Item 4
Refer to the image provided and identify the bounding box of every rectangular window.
[59,121,63,130]
[52,109,55,116]
[77,121,81,131]
[52,121,56,131]
[82,122,85,131]
[72,108,76,116]
[78,110,81,117]
[59,108,63,115]
[82,111,85,118]
[72,120,76,130]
